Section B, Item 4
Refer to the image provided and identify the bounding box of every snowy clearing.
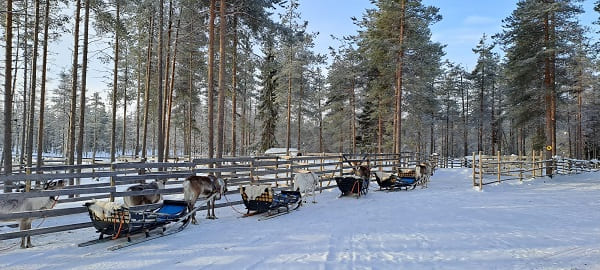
[1,168,599,270]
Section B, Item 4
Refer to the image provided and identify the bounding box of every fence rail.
[471,150,600,190]
[0,152,435,242]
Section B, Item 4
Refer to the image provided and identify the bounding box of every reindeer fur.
[183,175,226,224]
[123,179,166,207]
[293,172,318,203]
[0,180,64,248]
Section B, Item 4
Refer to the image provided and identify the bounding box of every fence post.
[339,155,344,177]
[275,156,279,187]
[478,151,483,191]
[497,151,501,184]
[110,163,116,202]
[519,153,523,182]
[472,152,476,187]
[320,153,324,193]
[250,159,255,183]
[25,167,32,192]
[532,149,536,178]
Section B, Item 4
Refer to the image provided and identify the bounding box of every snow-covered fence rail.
[0,152,431,243]
[472,151,600,190]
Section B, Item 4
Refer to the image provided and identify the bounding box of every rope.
[223,193,246,215]
[111,211,126,240]
[351,180,360,197]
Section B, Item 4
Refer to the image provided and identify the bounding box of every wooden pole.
[320,152,324,193]
[110,163,116,202]
[532,149,536,178]
[519,151,523,182]
[26,167,32,192]
[478,151,483,191]
[472,152,476,187]
[497,150,501,184]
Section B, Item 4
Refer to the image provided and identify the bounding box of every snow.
[1,168,600,269]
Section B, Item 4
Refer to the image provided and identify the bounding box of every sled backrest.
[240,184,273,202]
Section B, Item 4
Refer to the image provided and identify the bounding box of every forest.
[1,0,600,175]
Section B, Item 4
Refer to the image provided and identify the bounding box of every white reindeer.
[293,171,318,203]
[0,180,65,248]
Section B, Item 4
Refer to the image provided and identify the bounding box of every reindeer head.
[43,180,65,190]
[352,163,371,180]
[215,178,227,200]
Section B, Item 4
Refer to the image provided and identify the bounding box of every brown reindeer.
[123,179,167,207]
[352,162,371,181]
[416,163,431,188]
[0,180,65,248]
[183,175,226,224]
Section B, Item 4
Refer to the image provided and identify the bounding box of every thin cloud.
[463,15,495,25]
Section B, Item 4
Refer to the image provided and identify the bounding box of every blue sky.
[299,0,599,70]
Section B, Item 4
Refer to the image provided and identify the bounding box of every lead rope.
[111,211,126,240]
[223,193,246,215]
[34,195,60,229]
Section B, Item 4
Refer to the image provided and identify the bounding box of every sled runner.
[240,184,302,219]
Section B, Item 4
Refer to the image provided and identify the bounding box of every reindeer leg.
[211,199,217,219]
[188,203,198,225]
[205,201,212,219]
[20,219,33,248]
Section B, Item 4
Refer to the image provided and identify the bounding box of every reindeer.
[293,171,318,203]
[0,180,65,248]
[416,163,431,188]
[183,175,227,224]
[123,178,167,207]
[352,163,371,181]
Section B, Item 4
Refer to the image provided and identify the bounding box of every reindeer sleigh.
[373,163,431,191]
[334,155,371,198]
[81,199,193,250]
[239,184,302,220]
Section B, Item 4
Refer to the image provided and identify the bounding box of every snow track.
[1,168,600,269]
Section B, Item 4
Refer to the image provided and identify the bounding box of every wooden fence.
[0,152,432,242]
[471,150,600,190]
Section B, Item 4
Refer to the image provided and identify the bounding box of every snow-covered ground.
[1,168,599,270]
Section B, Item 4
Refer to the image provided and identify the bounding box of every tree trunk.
[544,7,555,176]
[165,18,180,160]
[135,43,141,158]
[297,72,303,151]
[395,0,406,154]
[3,0,14,184]
[68,0,81,167]
[216,0,227,160]
[77,0,90,164]
[19,0,29,172]
[36,0,51,170]
[460,72,468,156]
[122,47,128,156]
[141,16,154,161]
[26,0,41,171]
[207,0,216,161]
[231,15,238,157]
[478,60,484,153]
[351,75,356,154]
[156,0,165,163]
[187,50,193,160]
[110,1,120,163]
[377,97,382,154]
[162,0,173,160]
